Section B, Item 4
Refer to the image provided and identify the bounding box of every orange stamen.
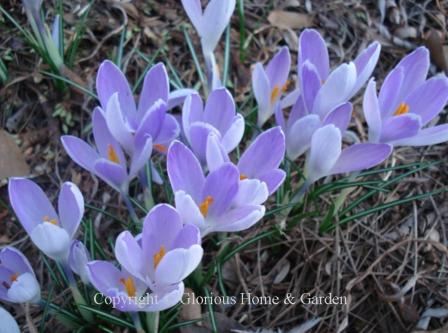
[119,277,136,297]
[154,144,168,153]
[239,174,248,180]
[394,102,410,116]
[153,245,166,269]
[107,144,120,164]
[270,85,281,103]
[199,196,214,217]
[10,273,19,282]
[43,215,58,225]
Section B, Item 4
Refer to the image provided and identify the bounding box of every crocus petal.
[396,47,430,100]
[363,79,382,142]
[202,164,239,217]
[182,94,204,142]
[211,205,265,234]
[287,95,307,127]
[275,102,286,131]
[391,124,448,147]
[30,222,71,260]
[129,136,153,178]
[0,307,20,333]
[299,29,329,82]
[312,62,357,118]
[305,124,342,183]
[238,126,285,177]
[265,46,291,89]
[404,76,448,126]
[350,41,381,96]
[8,178,58,235]
[96,60,136,117]
[329,143,392,175]
[58,182,84,238]
[322,102,353,134]
[189,122,220,161]
[115,231,145,281]
[174,191,206,230]
[301,61,321,113]
[61,135,99,172]
[69,240,91,284]
[220,114,245,153]
[155,245,203,285]
[172,224,201,249]
[142,282,185,312]
[135,100,166,144]
[0,247,34,276]
[258,169,286,195]
[281,88,301,109]
[378,66,404,116]
[380,114,421,143]
[252,63,271,126]
[93,159,128,191]
[105,93,135,153]
[7,272,40,303]
[87,260,123,297]
[285,114,321,160]
[234,179,268,206]
[167,141,205,202]
[167,89,197,109]
[181,0,203,32]
[154,114,180,146]
[138,63,169,114]
[206,132,229,172]
[203,88,235,134]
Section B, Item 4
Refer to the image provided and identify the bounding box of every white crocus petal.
[286,114,321,160]
[0,307,20,333]
[174,191,205,230]
[30,222,71,261]
[221,114,245,153]
[7,272,41,303]
[234,179,269,206]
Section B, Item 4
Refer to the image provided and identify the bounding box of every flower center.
[270,85,280,103]
[154,144,167,153]
[43,215,58,225]
[394,102,410,116]
[239,174,248,180]
[10,273,19,282]
[199,196,214,217]
[153,245,166,269]
[107,144,120,164]
[119,277,136,297]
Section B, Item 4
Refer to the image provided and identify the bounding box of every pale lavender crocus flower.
[363,47,448,146]
[61,108,153,193]
[8,178,83,261]
[69,240,91,285]
[252,46,291,127]
[206,127,286,195]
[0,307,20,333]
[88,204,201,312]
[168,141,265,236]
[305,124,392,184]
[181,0,236,89]
[182,88,244,161]
[0,247,41,304]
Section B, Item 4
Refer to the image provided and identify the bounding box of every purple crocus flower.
[8,179,83,261]
[0,247,40,304]
[206,127,286,195]
[305,124,392,184]
[168,141,265,236]
[182,88,244,161]
[0,307,20,333]
[69,241,91,285]
[252,46,291,127]
[363,47,448,146]
[61,108,153,193]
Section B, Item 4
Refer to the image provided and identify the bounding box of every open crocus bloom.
[61,107,153,193]
[305,125,392,184]
[252,47,291,127]
[0,307,20,333]
[363,47,448,146]
[69,240,91,285]
[0,247,40,303]
[168,141,265,236]
[182,88,244,161]
[298,29,380,119]
[9,179,83,261]
[206,127,286,195]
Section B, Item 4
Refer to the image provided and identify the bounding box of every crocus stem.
[144,164,155,211]
[60,261,94,323]
[131,312,145,333]
[121,192,139,225]
[146,311,159,333]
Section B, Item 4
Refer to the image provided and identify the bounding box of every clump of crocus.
[363,47,448,146]
[168,141,266,236]
[0,307,20,333]
[182,88,244,161]
[69,240,91,285]
[8,178,83,262]
[88,204,202,311]
[181,0,236,89]
[0,247,41,304]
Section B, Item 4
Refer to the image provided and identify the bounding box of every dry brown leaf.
[424,29,448,74]
[268,10,313,30]
[0,129,29,180]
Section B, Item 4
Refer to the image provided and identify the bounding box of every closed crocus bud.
[0,307,20,333]
[0,247,40,304]
[69,241,91,284]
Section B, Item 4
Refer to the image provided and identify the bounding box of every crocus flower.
[252,47,291,127]
[305,124,392,184]
[182,88,244,161]
[168,141,265,236]
[363,47,448,146]
[0,307,20,333]
[0,247,40,304]
[181,0,236,89]
[298,29,380,118]
[61,107,153,193]
[69,241,91,285]
[206,127,286,195]
[8,178,83,261]
[88,204,200,312]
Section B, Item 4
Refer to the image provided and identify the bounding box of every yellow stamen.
[153,245,166,269]
[239,174,248,180]
[270,85,280,103]
[394,102,410,116]
[119,277,136,297]
[10,273,19,282]
[281,80,290,93]
[43,215,58,225]
[199,196,214,217]
[154,143,167,153]
[107,144,120,164]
